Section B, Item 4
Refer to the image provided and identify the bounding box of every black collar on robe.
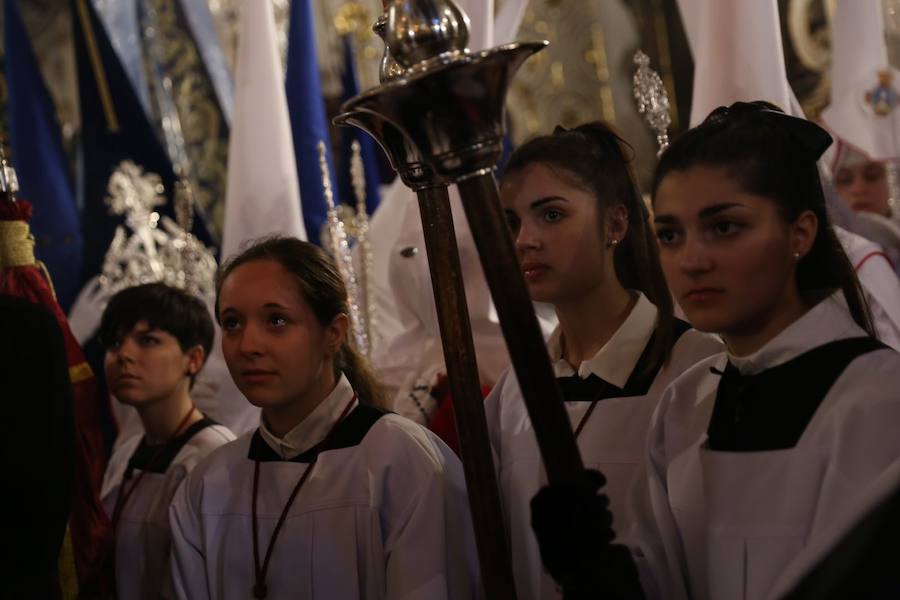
[125,417,217,476]
[707,336,887,452]
[248,405,389,463]
[556,318,692,403]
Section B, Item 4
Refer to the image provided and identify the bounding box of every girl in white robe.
[630,102,900,600]
[169,237,480,600]
[99,283,236,600]
[578,101,900,600]
[486,122,722,600]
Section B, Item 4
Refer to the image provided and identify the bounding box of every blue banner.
[337,35,382,215]
[285,0,334,246]
[6,0,84,311]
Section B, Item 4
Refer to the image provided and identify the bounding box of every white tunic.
[631,291,900,600]
[372,188,511,422]
[169,374,481,600]
[101,419,236,600]
[484,293,722,600]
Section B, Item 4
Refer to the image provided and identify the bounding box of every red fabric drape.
[427,374,492,457]
[0,199,113,598]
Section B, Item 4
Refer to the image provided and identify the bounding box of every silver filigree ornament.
[317,142,370,357]
[0,143,20,197]
[98,160,217,303]
[350,140,377,349]
[633,50,671,157]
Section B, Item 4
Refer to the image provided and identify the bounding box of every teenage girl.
[486,122,722,600]
[168,237,479,599]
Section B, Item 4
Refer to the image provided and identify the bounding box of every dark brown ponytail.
[215,236,388,407]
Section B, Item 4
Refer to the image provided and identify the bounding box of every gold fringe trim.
[0,220,36,268]
[69,362,94,384]
[57,525,79,600]
[0,220,59,300]
[74,0,120,133]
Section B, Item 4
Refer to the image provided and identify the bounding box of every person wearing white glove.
[67,275,109,346]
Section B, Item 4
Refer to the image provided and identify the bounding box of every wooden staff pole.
[327,106,520,595]
[416,185,517,599]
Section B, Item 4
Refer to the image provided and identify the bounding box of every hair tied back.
[705,101,833,161]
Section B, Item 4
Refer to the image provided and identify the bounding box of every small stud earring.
[607,239,619,249]
[794,252,801,260]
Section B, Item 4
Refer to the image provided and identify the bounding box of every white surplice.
[101,420,236,600]
[631,291,900,600]
[169,374,480,600]
[835,226,900,351]
[484,293,722,600]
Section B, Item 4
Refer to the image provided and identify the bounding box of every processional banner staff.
[0,146,113,598]
[335,1,586,598]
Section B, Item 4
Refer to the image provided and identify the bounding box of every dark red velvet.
[427,374,492,457]
[0,199,114,597]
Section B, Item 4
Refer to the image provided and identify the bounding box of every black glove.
[530,469,645,600]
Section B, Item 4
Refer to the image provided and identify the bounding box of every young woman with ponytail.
[483,122,722,600]
[169,237,480,599]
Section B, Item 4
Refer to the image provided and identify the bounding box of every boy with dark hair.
[98,283,234,600]
[99,282,215,389]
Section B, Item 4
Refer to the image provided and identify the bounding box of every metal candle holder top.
[334,0,547,189]
[384,0,469,73]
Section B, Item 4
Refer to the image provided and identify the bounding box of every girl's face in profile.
[218,259,332,411]
[653,165,815,341]
[501,162,622,305]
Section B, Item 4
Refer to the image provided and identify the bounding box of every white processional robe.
[101,419,236,600]
[484,293,722,600]
[835,226,900,351]
[373,188,514,423]
[169,374,481,600]
[630,291,900,600]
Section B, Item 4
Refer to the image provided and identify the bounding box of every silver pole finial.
[633,50,671,157]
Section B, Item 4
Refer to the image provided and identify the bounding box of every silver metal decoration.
[373,13,406,83]
[350,140,377,349]
[384,0,469,72]
[140,1,196,210]
[318,141,370,357]
[142,0,191,180]
[887,160,900,220]
[98,160,217,302]
[633,49,671,157]
[174,176,196,233]
[0,144,20,198]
